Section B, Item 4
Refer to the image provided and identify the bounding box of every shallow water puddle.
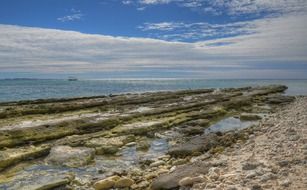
[204,117,258,134]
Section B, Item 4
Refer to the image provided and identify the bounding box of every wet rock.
[85,136,134,155]
[151,161,210,190]
[0,144,50,170]
[45,146,95,167]
[14,176,70,190]
[150,160,165,167]
[93,176,120,190]
[179,126,204,136]
[266,95,295,104]
[172,158,187,166]
[96,159,130,176]
[240,114,261,121]
[0,168,73,190]
[125,142,137,147]
[168,133,219,157]
[186,119,210,127]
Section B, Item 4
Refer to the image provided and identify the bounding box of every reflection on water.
[148,139,169,154]
[204,117,257,134]
[120,138,169,164]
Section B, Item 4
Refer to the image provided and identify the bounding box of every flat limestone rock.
[0,144,50,170]
[45,145,95,168]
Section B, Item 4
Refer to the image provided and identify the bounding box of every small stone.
[289,135,300,141]
[278,160,289,167]
[169,166,176,173]
[206,183,216,188]
[137,180,150,188]
[172,159,187,166]
[158,155,171,161]
[242,161,259,170]
[157,169,169,175]
[260,172,275,182]
[114,177,134,188]
[251,184,262,190]
[150,160,165,167]
[125,142,137,147]
[93,179,115,190]
[246,171,257,178]
[279,179,291,187]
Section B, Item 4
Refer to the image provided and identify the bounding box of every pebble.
[251,184,262,190]
[260,172,275,182]
[93,178,115,190]
[150,160,165,167]
[279,179,291,187]
[242,161,260,170]
[246,171,257,178]
[125,142,137,147]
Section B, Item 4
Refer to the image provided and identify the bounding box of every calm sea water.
[0,79,306,102]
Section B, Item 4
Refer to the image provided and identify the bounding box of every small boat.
[68,77,78,81]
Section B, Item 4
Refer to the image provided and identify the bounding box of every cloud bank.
[1,9,307,79]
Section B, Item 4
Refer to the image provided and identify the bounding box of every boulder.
[151,161,210,190]
[45,146,95,167]
[168,133,218,157]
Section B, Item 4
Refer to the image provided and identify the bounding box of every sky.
[0,0,307,79]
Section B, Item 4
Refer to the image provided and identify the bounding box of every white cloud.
[139,0,175,5]
[0,12,307,79]
[130,0,307,16]
[57,9,84,22]
[138,21,255,41]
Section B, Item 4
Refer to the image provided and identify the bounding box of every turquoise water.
[0,79,306,102]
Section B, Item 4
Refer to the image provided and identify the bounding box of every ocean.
[0,79,306,102]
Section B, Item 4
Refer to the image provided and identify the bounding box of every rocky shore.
[0,85,304,190]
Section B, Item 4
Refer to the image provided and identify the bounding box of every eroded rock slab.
[151,161,211,190]
[45,146,95,168]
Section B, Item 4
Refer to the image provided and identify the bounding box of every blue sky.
[0,0,307,79]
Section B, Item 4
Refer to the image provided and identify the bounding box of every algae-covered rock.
[240,114,262,121]
[93,176,134,190]
[85,135,135,155]
[0,166,73,190]
[45,146,95,167]
[0,144,50,171]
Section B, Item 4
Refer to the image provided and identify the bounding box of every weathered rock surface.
[192,97,307,190]
[151,161,210,190]
[0,85,297,190]
[45,146,95,167]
